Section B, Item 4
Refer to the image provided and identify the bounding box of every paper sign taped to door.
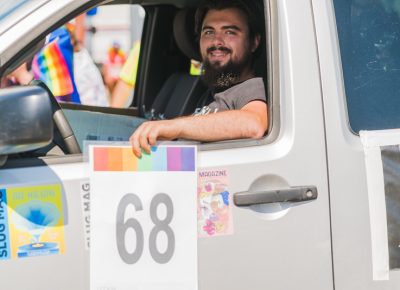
[89,144,198,290]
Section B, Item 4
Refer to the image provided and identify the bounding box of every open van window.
[129,0,271,156]
[0,0,272,161]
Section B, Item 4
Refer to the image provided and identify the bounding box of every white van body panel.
[313,0,400,289]
[0,1,334,288]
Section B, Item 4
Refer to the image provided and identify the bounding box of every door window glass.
[334,0,400,132]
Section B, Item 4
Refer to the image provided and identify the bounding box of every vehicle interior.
[0,0,271,166]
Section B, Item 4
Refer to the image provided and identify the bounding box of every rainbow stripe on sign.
[93,146,195,172]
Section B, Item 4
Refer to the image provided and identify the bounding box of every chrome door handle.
[233,186,317,207]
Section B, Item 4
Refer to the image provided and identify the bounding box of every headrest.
[173,8,201,62]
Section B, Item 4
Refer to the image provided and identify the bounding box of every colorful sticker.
[197,169,233,237]
[0,184,65,260]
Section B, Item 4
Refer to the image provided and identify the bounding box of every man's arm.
[130,100,268,157]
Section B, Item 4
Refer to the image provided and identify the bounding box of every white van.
[0,0,399,289]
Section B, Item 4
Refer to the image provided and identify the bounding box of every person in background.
[110,40,141,108]
[111,43,199,108]
[2,26,81,103]
[4,16,108,107]
[102,41,127,93]
[32,26,81,103]
[68,20,109,107]
[1,63,33,87]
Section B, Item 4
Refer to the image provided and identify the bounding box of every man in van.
[133,0,268,157]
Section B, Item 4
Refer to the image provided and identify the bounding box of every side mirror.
[0,86,53,157]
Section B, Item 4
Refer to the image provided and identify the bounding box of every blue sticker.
[0,189,11,260]
[220,191,230,206]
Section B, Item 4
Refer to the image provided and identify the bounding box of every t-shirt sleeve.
[234,79,267,110]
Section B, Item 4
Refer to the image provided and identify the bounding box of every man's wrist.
[172,117,188,139]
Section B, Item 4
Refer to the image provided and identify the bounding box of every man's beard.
[201,46,252,92]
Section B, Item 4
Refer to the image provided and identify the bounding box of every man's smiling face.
[200,8,252,70]
[199,7,259,89]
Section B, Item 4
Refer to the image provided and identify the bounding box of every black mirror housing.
[0,86,53,155]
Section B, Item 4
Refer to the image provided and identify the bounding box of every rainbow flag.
[32,27,80,103]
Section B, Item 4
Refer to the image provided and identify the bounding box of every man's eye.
[203,30,214,36]
[226,30,236,35]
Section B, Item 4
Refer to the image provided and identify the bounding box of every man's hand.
[129,119,183,157]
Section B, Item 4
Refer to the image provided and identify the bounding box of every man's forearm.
[175,109,267,141]
[130,102,268,157]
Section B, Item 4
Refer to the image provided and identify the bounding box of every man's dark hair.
[195,0,265,55]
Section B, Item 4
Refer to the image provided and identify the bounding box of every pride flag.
[32,27,80,103]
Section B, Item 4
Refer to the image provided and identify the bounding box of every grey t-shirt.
[194,77,266,115]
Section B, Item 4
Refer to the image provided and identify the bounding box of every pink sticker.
[197,169,233,237]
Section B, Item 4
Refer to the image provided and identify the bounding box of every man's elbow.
[240,105,268,139]
[247,120,268,139]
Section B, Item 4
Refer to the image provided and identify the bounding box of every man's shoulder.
[217,77,265,97]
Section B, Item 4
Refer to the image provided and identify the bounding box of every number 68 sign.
[89,145,198,290]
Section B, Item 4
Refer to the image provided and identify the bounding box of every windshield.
[0,0,30,21]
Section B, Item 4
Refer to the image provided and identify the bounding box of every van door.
[197,0,333,289]
[314,0,400,289]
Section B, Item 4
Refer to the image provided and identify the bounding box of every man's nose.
[211,31,225,46]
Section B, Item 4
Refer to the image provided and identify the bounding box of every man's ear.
[251,34,261,52]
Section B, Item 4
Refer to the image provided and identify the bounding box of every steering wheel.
[31,80,81,154]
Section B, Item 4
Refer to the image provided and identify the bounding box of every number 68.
[116,193,175,264]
